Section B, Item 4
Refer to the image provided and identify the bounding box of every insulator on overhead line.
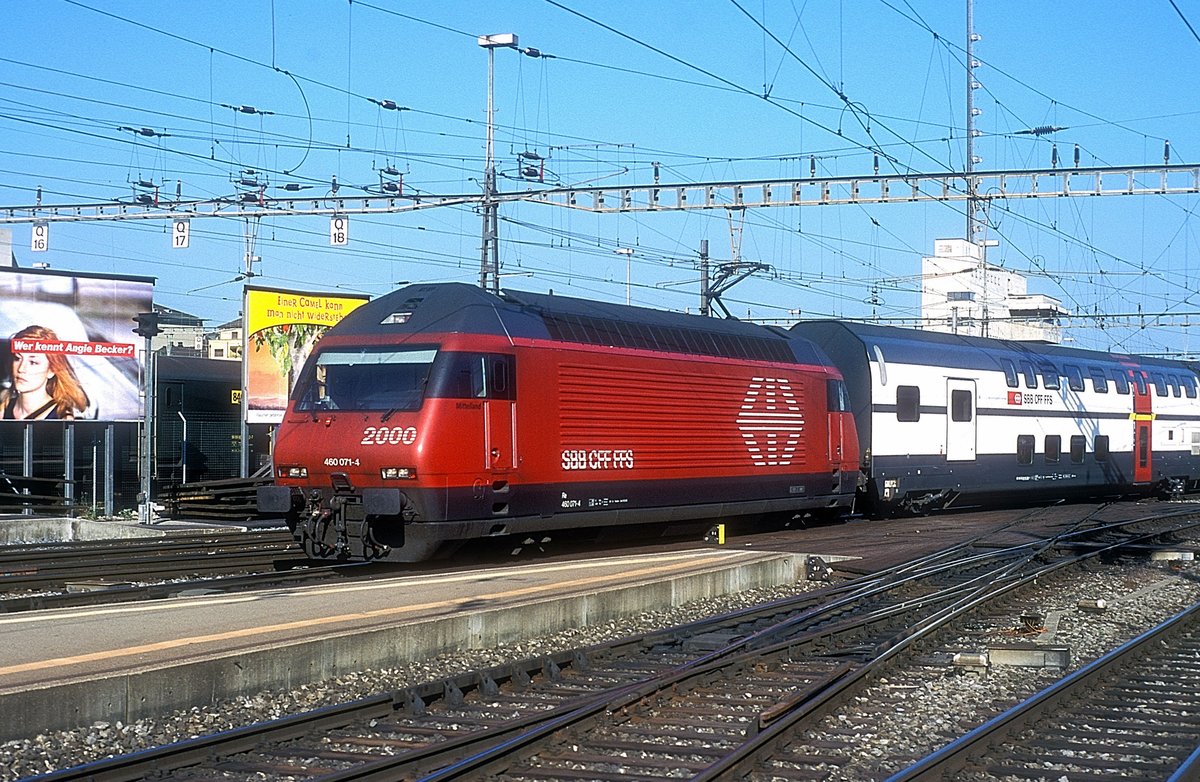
[370,98,407,111]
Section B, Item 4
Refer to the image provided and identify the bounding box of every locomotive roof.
[792,320,1196,374]
[331,283,831,366]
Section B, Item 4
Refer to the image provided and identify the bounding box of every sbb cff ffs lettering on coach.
[258,283,861,561]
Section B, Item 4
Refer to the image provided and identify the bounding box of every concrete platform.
[0,547,840,740]
[0,515,279,545]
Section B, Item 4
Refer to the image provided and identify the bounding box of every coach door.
[946,379,977,461]
[1132,369,1152,484]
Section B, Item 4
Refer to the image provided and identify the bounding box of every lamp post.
[132,311,161,524]
[478,33,518,294]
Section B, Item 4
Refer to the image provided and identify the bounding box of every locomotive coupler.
[328,494,354,557]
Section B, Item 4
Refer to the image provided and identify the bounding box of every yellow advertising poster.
[243,286,369,424]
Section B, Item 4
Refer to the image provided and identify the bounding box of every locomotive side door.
[1132,370,1152,484]
[945,378,977,461]
[483,354,517,473]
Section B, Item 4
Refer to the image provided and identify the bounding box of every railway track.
[889,602,1200,781]
[29,505,1200,782]
[0,530,304,598]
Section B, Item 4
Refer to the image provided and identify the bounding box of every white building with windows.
[207,318,243,360]
[920,238,1067,343]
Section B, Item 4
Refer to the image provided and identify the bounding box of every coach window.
[897,385,920,422]
[1001,359,1019,388]
[1110,369,1130,395]
[1045,435,1061,463]
[1020,361,1038,388]
[950,389,973,422]
[1039,363,1060,390]
[1094,435,1110,462]
[1070,435,1086,464]
[1132,372,1148,396]
[1088,367,1108,393]
[1169,375,1182,397]
[1185,376,1198,399]
[1064,365,1085,392]
[1150,372,1168,397]
[1017,435,1035,465]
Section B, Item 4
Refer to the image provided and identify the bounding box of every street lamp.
[478,34,519,294]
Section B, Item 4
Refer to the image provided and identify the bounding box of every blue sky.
[2,1,1199,355]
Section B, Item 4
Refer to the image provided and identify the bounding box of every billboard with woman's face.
[0,268,152,422]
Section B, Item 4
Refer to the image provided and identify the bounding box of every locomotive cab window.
[827,378,850,412]
[426,353,517,401]
[896,385,920,422]
[295,347,438,412]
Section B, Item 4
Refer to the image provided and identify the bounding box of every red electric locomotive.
[258,283,860,561]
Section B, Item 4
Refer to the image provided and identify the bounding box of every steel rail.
[0,531,300,593]
[884,602,1200,782]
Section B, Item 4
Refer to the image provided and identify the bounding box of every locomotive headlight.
[381,466,417,480]
[278,465,308,479]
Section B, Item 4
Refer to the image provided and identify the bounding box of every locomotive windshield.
[293,347,437,412]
